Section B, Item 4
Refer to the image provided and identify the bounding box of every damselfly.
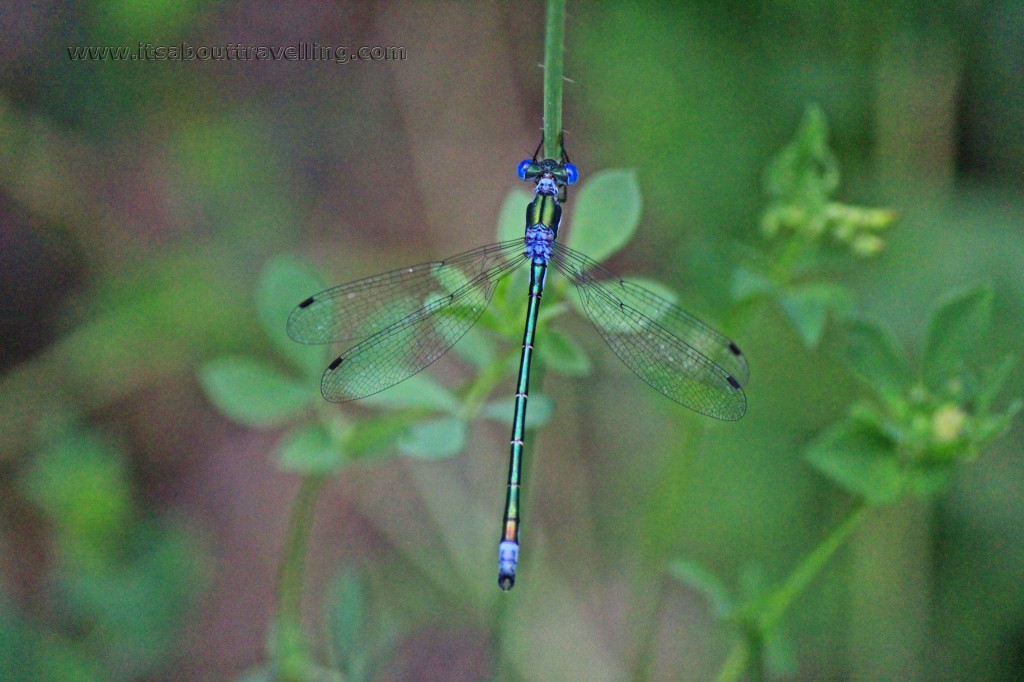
[287,138,748,591]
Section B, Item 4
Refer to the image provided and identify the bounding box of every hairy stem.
[543,0,566,159]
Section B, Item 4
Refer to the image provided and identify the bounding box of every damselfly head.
[517,157,579,194]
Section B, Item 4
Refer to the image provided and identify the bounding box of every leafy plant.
[1,427,208,681]
[732,104,899,348]
[197,157,660,678]
[670,107,1018,682]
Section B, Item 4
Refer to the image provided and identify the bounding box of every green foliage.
[497,188,534,243]
[537,329,592,376]
[844,319,910,397]
[193,167,661,677]
[566,168,642,262]
[258,256,328,380]
[806,284,1018,504]
[668,560,733,617]
[21,430,132,565]
[734,104,900,348]
[398,417,467,459]
[199,356,314,428]
[672,109,1018,682]
[922,286,994,391]
[6,427,208,681]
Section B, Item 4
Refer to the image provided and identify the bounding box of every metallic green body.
[498,188,562,591]
[501,260,547,546]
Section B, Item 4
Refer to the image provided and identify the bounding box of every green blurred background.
[1,1,1022,680]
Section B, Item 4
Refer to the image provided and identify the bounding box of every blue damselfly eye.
[564,163,579,184]
[517,159,532,180]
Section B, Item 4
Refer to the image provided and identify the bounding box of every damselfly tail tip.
[498,540,519,591]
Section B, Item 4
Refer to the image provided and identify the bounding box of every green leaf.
[779,283,850,348]
[345,413,415,461]
[482,392,555,429]
[538,329,591,376]
[668,560,733,617]
[974,400,1022,447]
[326,570,367,677]
[764,104,839,202]
[450,327,496,369]
[844,319,909,395]
[905,461,957,499]
[258,255,327,380]
[923,285,994,390]
[804,419,903,505]
[359,373,459,413]
[566,169,642,263]
[199,356,314,427]
[21,429,131,559]
[398,417,466,458]
[974,355,1016,413]
[496,187,534,243]
[731,266,775,302]
[276,423,344,474]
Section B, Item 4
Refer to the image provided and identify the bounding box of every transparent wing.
[550,242,747,420]
[320,250,529,402]
[287,240,527,345]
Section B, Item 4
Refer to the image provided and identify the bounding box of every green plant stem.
[629,424,701,680]
[543,0,566,159]
[273,473,328,676]
[714,502,870,682]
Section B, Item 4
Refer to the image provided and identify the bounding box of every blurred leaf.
[805,420,903,505]
[21,429,131,564]
[0,600,107,681]
[923,285,994,391]
[779,284,850,348]
[844,319,909,395]
[973,401,1022,447]
[974,355,1016,413]
[668,560,733,617]
[199,356,314,427]
[566,169,642,263]
[905,461,957,499]
[497,188,534,243]
[60,521,206,677]
[628,277,680,305]
[276,423,344,474]
[258,255,327,379]
[450,327,496,369]
[359,373,459,413]
[538,329,592,376]
[764,104,839,202]
[327,570,367,679]
[482,392,555,429]
[398,417,466,459]
[345,414,415,461]
[731,266,775,301]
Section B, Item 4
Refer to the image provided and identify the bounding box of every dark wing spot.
[728,341,742,356]
[726,375,741,389]
[327,357,343,371]
[298,296,315,309]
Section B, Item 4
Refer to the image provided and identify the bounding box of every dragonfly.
[287,137,748,591]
